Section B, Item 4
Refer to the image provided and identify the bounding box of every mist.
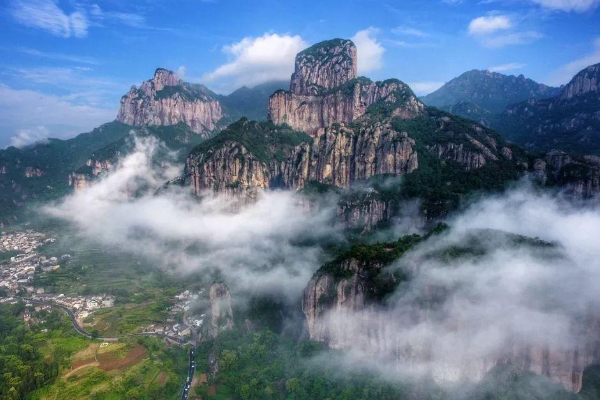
[45,133,341,300]
[312,185,600,391]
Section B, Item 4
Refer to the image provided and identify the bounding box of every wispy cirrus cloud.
[488,62,527,72]
[9,0,89,38]
[392,26,430,38]
[547,37,600,85]
[0,84,116,148]
[18,47,99,65]
[529,0,600,12]
[468,14,543,48]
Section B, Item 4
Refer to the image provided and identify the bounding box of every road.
[181,344,196,400]
[27,298,187,343]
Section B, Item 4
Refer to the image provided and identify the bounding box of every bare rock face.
[290,39,357,96]
[86,158,114,176]
[543,150,600,198]
[117,68,223,136]
[185,119,418,198]
[209,282,234,336]
[302,255,600,393]
[24,167,45,178]
[269,39,424,137]
[68,173,87,191]
[559,63,600,101]
[0,165,6,174]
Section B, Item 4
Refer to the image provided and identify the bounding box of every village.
[0,230,205,342]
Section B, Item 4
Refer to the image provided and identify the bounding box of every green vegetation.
[219,81,288,121]
[195,329,442,400]
[190,118,311,163]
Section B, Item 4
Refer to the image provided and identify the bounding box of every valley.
[1,24,600,400]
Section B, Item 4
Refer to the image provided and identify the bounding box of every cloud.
[45,135,340,299]
[468,15,512,36]
[9,0,89,38]
[488,62,527,72]
[392,27,430,38]
[0,84,116,148]
[309,185,600,387]
[408,81,445,95]
[529,0,600,12]
[547,37,600,85]
[10,126,50,147]
[17,47,99,64]
[352,28,385,75]
[479,31,544,48]
[202,33,307,93]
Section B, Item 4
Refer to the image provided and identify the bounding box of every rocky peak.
[151,68,180,89]
[290,39,357,96]
[117,68,223,136]
[209,282,234,336]
[558,63,600,100]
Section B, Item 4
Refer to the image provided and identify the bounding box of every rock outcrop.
[117,68,223,136]
[499,63,600,155]
[268,39,423,136]
[302,238,600,393]
[24,167,45,178]
[184,119,420,197]
[68,173,87,191]
[542,151,600,198]
[209,282,234,336]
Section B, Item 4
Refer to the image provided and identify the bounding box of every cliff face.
[117,68,223,136]
[499,63,600,155]
[301,240,600,393]
[543,151,600,198]
[559,63,600,100]
[184,119,419,197]
[269,40,423,136]
[209,282,234,336]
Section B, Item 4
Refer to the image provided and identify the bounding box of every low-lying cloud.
[46,134,339,299]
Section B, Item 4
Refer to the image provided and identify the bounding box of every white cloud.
[408,81,445,96]
[352,28,385,75]
[46,136,340,298]
[10,0,89,38]
[202,33,307,93]
[529,0,600,12]
[547,37,600,85]
[468,15,512,36]
[176,66,187,80]
[0,84,116,148]
[10,126,50,147]
[18,47,99,64]
[392,27,430,38]
[480,31,544,48]
[488,62,527,72]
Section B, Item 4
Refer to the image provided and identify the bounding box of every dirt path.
[63,362,100,378]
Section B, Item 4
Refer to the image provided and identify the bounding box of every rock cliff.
[269,39,423,136]
[117,68,223,136]
[209,282,234,336]
[301,232,600,393]
[499,63,600,155]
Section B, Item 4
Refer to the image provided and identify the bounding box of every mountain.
[498,63,600,155]
[301,228,600,393]
[0,122,202,225]
[219,81,288,121]
[422,69,560,113]
[184,39,530,221]
[117,68,224,136]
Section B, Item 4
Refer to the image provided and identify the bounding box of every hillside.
[422,69,560,113]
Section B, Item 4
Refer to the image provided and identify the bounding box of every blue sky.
[0,0,599,148]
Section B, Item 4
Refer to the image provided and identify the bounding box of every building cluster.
[0,230,53,253]
[31,293,115,319]
[141,289,207,339]
[0,231,63,295]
